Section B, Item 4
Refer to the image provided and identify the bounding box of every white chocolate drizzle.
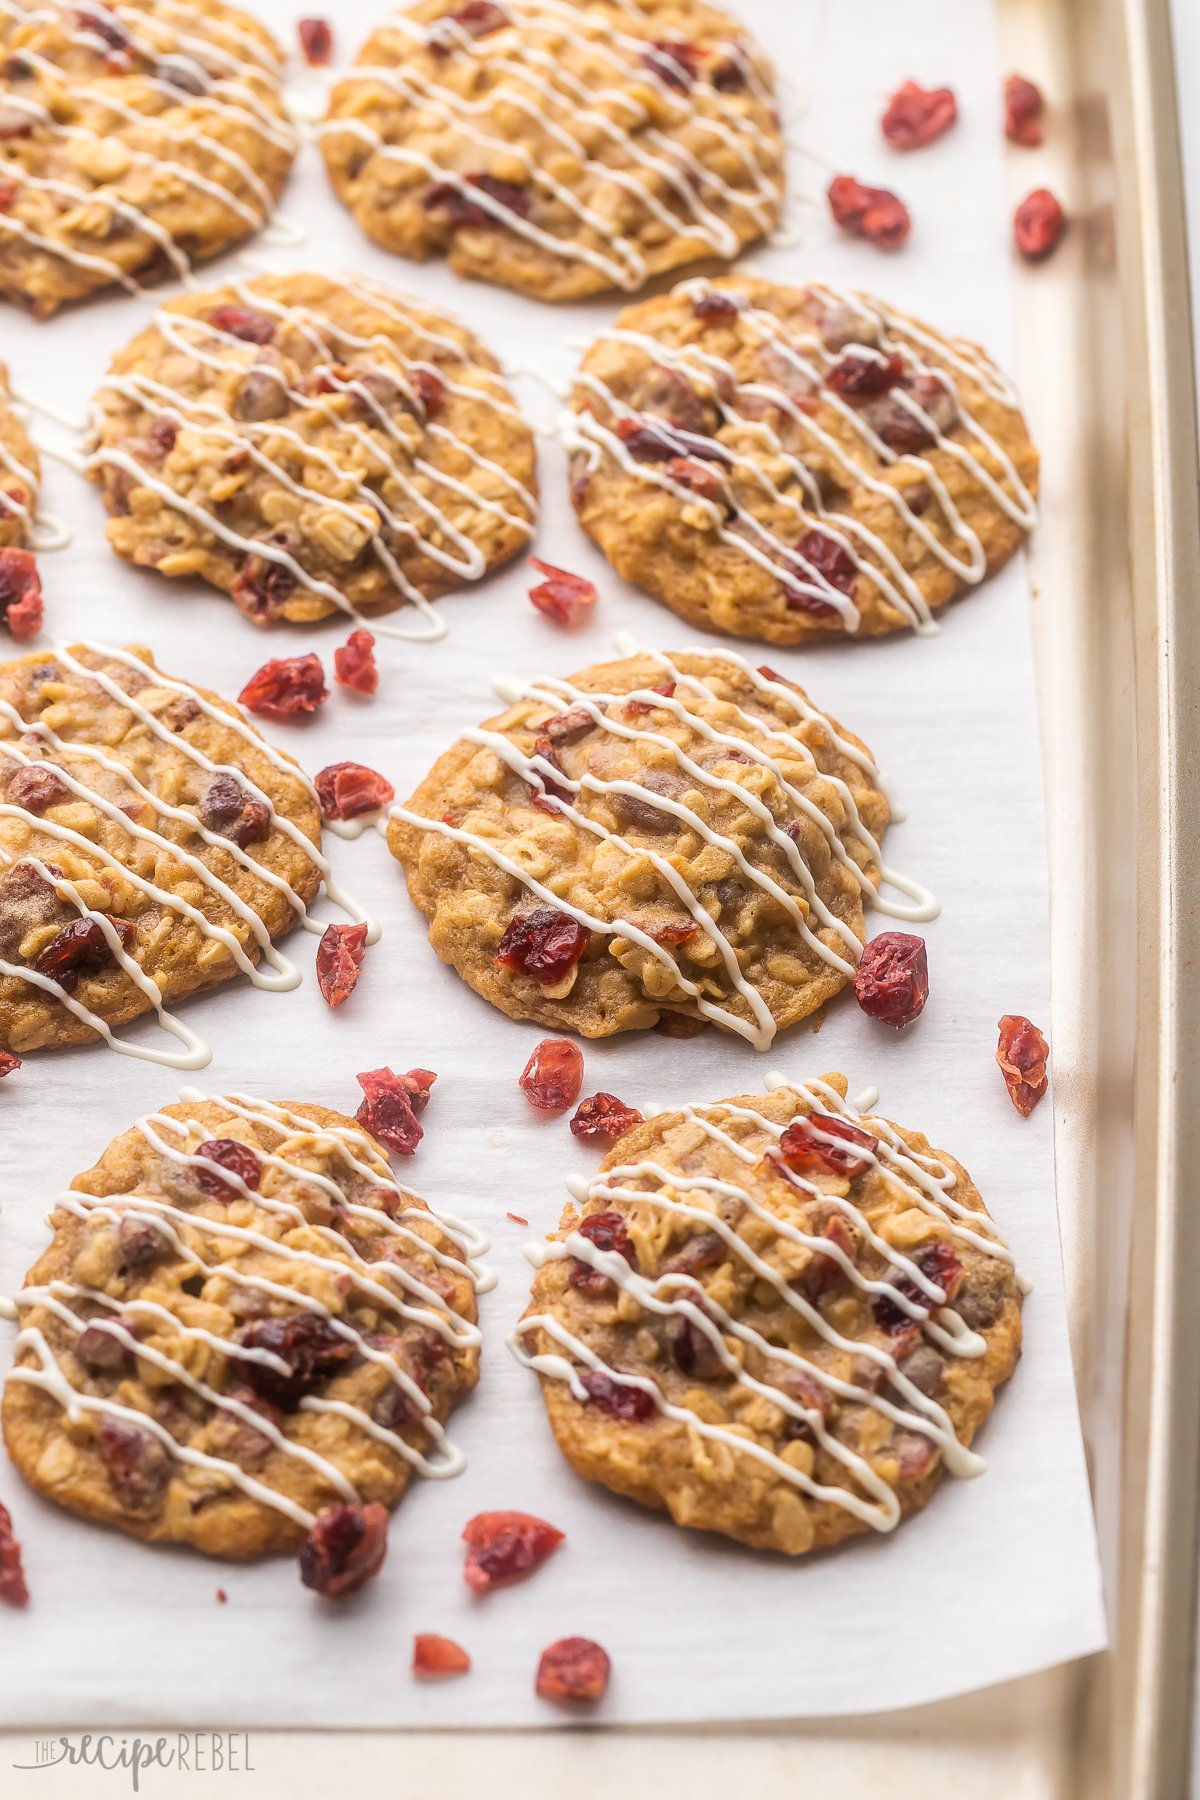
[3,1092,494,1531]
[0,0,297,297]
[391,644,935,1050]
[83,272,537,642]
[317,0,782,292]
[511,1077,1027,1533]
[0,640,372,1068]
[566,277,1036,635]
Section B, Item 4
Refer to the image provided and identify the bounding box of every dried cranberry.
[693,291,740,322]
[413,1634,471,1675]
[230,554,296,626]
[409,367,447,420]
[643,39,703,92]
[423,174,530,226]
[624,680,677,716]
[297,16,333,64]
[791,525,859,612]
[536,1636,610,1703]
[778,1114,879,1181]
[541,706,594,746]
[1005,73,1045,146]
[430,1,508,52]
[299,1501,388,1599]
[1014,188,1066,261]
[854,932,929,1028]
[827,175,912,249]
[209,305,276,345]
[316,921,368,1009]
[33,915,135,992]
[6,764,69,813]
[98,1417,171,1510]
[527,558,597,626]
[881,80,957,150]
[238,654,327,721]
[194,1138,263,1197]
[710,54,747,92]
[0,1502,28,1607]
[462,1510,564,1593]
[580,1369,655,1422]
[356,1066,437,1156]
[665,1232,727,1280]
[872,1241,963,1333]
[0,548,44,639]
[0,1051,19,1080]
[496,908,588,983]
[77,1318,135,1372]
[199,775,270,847]
[334,628,379,696]
[569,1210,637,1297]
[570,1093,643,1142]
[804,1214,857,1296]
[664,456,728,505]
[314,761,395,821]
[996,1014,1049,1116]
[75,7,129,51]
[236,1314,356,1408]
[667,1309,724,1379]
[117,1214,163,1268]
[519,1038,584,1112]
[826,351,904,399]
[649,919,697,945]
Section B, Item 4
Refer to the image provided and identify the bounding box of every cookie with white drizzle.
[0,361,39,547]
[567,276,1039,644]
[513,1074,1024,1556]
[388,648,933,1046]
[0,0,296,318]
[86,271,539,634]
[319,0,784,304]
[0,641,345,1063]
[1,1094,489,1560]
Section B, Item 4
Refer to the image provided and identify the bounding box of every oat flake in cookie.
[388,648,934,1047]
[86,272,539,634]
[0,641,339,1064]
[1,1096,488,1568]
[513,1075,1024,1555]
[568,277,1039,645]
[0,0,297,318]
[0,363,39,548]
[319,0,785,304]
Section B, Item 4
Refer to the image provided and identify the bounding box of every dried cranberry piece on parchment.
[413,1633,471,1675]
[854,933,930,1028]
[334,628,379,696]
[569,1093,643,1142]
[462,1510,565,1593]
[519,1038,584,1111]
[238,655,327,720]
[996,1014,1050,1116]
[0,548,44,639]
[314,761,394,821]
[535,1637,611,1702]
[527,558,597,626]
[317,922,368,1008]
[881,80,958,150]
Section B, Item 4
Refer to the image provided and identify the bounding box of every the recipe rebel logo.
[12,1733,256,1790]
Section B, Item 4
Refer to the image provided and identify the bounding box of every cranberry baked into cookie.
[86,272,538,630]
[568,276,1039,644]
[2,1096,486,1568]
[0,0,296,318]
[388,649,930,1046]
[0,364,39,548]
[319,0,785,303]
[0,642,328,1057]
[514,1076,1023,1555]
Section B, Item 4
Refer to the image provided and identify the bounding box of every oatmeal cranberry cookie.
[388,649,921,1046]
[568,276,1039,644]
[0,364,39,548]
[515,1075,1023,1555]
[0,641,325,1055]
[2,1096,484,1558]
[86,271,539,628]
[0,0,297,319]
[319,0,784,304]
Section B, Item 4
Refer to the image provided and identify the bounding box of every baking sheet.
[0,0,1106,1727]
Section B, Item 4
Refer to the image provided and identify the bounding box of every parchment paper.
[0,0,1107,1726]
